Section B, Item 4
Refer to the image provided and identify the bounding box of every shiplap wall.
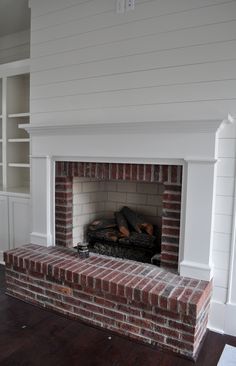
[210,123,236,331]
[213,126,236,299]
[0,30,30,65]
[30,0,236,125]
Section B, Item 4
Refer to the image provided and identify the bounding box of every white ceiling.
[0,0,30,37]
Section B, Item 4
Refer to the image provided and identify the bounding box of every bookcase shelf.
[8,138,30,143]
[8,113,30,118]
[8,163,30,168]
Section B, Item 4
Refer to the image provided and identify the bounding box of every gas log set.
[87,206,160,264]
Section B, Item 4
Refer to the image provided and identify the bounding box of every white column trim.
[179,159,216,280]
[30,156,52,247]
[46,156,53,246]
[51,158,56,247]
[226,148,236,304]
[0,251,4,265]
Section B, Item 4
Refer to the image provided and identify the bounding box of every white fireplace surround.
[22,118,234,281]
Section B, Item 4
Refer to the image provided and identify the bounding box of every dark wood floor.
[0,266,236,366]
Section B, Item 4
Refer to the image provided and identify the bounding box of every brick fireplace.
[55,162,182,270]
[12,117,230,359]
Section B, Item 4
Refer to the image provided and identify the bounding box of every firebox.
[55,162,182,271]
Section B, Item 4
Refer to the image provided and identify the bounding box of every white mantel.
[23,118,234,281]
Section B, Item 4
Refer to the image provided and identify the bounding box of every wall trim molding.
[225,303,236,336]
[226,156,236,304]
[209,300,236,337]
[50,155,184,166]
[20,119,224,136]
[184,158,217,164]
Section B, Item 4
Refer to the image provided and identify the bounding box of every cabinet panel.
[0,195,9,253]
[9,196,30,249]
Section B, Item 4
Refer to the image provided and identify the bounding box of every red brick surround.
[55,162,182,270]
[4,245,212,360]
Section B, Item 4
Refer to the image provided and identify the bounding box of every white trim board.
[0,251,4,265]
[209,300,236,337]
[20,119,224,136]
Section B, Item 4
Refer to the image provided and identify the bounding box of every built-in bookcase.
[0,60,30,193]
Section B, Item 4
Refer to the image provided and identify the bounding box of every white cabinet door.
[9,197,30,249]
[0,196,9,254]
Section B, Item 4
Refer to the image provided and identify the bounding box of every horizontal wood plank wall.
[211,123,236,330]
[30,0,236,124]
[0,30,30,65]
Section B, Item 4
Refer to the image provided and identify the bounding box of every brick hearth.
[4,244,212,360]
[55,162,182,270]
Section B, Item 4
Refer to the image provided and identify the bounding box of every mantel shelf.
[19,118,233,137]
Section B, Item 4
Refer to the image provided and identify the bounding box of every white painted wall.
[28,0,236,335]
[30,0,236,125]
[0,30,30,65]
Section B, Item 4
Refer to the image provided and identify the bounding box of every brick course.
[4,244,212,360]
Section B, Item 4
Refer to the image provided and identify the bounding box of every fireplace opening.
[74,178,164,265]
[72,178,163,246]
[87,206,161,265]
[55,162,182,272]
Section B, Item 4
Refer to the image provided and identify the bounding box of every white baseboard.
[208,300,236,336]
[225,303,236,337]
[208,300,226,334]
[208,325,224,335]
